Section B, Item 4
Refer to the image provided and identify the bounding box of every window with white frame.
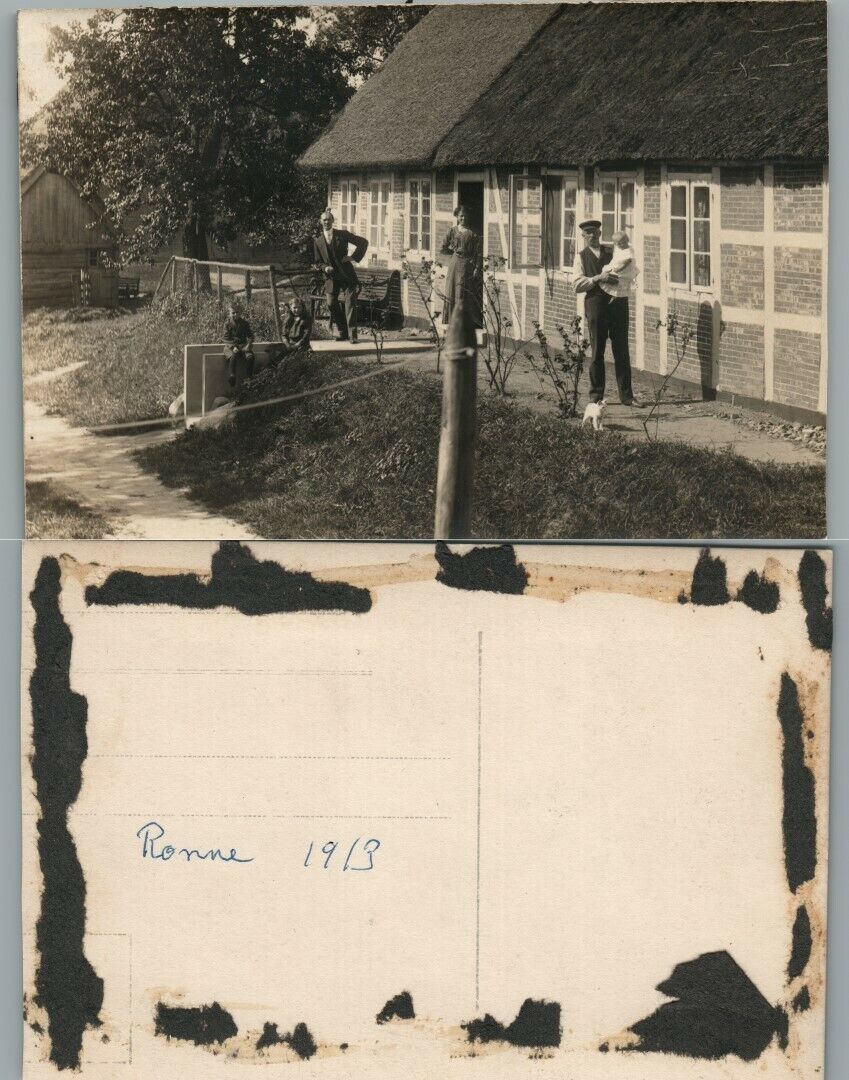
[509,174,542,269]
[407,177,432,253]
[339,179,359,230]
[669,178,712,289]
[542,174,578,269]
[368,177,391,250]
[562,181,578,266]
[600,176,636,242]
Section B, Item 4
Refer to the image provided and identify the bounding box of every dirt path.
[24,339,822,540]
[25,365,257,540]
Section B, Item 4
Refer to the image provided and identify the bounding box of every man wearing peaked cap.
[573,219,636,406]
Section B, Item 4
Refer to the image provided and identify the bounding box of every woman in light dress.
[440,205,482,325]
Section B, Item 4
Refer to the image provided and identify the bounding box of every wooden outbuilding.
[20,165,119,309]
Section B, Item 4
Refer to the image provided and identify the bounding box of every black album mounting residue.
[85,540,372,614]
[29,557,104,1071]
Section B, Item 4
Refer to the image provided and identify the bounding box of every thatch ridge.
[300,2,827,171]
[298,4,559,170]
[433,2,827,165]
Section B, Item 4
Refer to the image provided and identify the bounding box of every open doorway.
[457,180,484,235]
[456,179,485,326]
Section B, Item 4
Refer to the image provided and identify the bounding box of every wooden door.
[88,267,119,308]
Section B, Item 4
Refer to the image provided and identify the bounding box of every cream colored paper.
[21,542,830,1078]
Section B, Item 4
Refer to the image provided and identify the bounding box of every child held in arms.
[283,298,312,351]
[601,230,639,297]
[224,301,255,391]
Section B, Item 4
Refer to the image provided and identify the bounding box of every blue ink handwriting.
[136,821,254,864]
[304,838,380,871]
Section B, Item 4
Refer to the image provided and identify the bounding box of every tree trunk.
[182,216,212,290]
[181,121,224,294]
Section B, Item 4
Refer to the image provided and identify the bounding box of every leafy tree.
[314,4,431,82]
[20,8,351,269]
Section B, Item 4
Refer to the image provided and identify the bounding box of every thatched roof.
[301,1,827,170]
[298,4,558,169]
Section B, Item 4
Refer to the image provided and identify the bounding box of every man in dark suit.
[572,219,636,405]
[312,208,369,343]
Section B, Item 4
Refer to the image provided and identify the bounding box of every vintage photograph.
[19,3,828,540]
[20,540,832,1078]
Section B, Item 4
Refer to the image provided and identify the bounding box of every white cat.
[581,399,607,432]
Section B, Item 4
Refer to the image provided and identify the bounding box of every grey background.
[0,1,846,1076]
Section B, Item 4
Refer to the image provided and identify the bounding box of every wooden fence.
[156,256,478,539]
[153,254,315,340]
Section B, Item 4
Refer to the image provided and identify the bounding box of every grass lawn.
[23,293,286,425]
[21,307,143,378]
[26,480,113,539]
[137,351,826,539]
[22,299,825,539]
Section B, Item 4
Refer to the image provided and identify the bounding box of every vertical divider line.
[476,629,483,1010]
[129,932,133,1064]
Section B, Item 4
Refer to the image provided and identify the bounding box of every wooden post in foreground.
[216,264,223,302]
[153,257,173,301]
[269,265,283,340]
[170,257,176,296]
[245,269,252,304]
[434,299,478,539]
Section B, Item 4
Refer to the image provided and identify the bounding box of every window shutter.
[542,176,561,271]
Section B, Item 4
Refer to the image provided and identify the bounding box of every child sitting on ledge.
[224,301,255,391]
[283,298,312,351]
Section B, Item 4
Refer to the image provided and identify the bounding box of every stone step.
[310,338,434,355]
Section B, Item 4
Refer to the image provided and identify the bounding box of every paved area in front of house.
[394,341,825,467]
